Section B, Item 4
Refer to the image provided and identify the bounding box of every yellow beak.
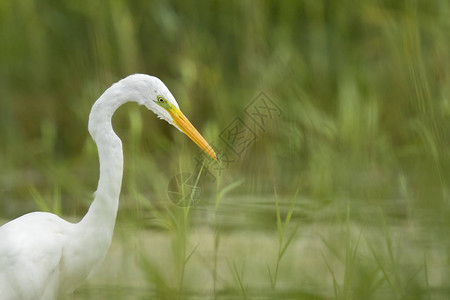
[169,107,219,162]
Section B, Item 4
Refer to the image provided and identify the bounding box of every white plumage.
[0,74,217,299]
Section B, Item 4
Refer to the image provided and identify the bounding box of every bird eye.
[158,97,164,103]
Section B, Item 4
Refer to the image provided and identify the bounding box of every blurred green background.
[1,0,450,299]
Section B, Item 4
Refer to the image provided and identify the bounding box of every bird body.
[0,74,217,299]
[0,212,105,299]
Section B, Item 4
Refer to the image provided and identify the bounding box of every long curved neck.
[79,81,132,243]
[60,80,147,290]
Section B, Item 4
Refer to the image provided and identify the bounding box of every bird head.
[123,74,219,162]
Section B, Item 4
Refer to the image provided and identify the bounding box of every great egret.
[0,74,218,299]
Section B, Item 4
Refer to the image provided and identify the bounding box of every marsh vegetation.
[1,1,449,299]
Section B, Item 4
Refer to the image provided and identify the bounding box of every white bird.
[0,74,218,299]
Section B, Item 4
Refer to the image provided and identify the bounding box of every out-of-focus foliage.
[1,0,449,299]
